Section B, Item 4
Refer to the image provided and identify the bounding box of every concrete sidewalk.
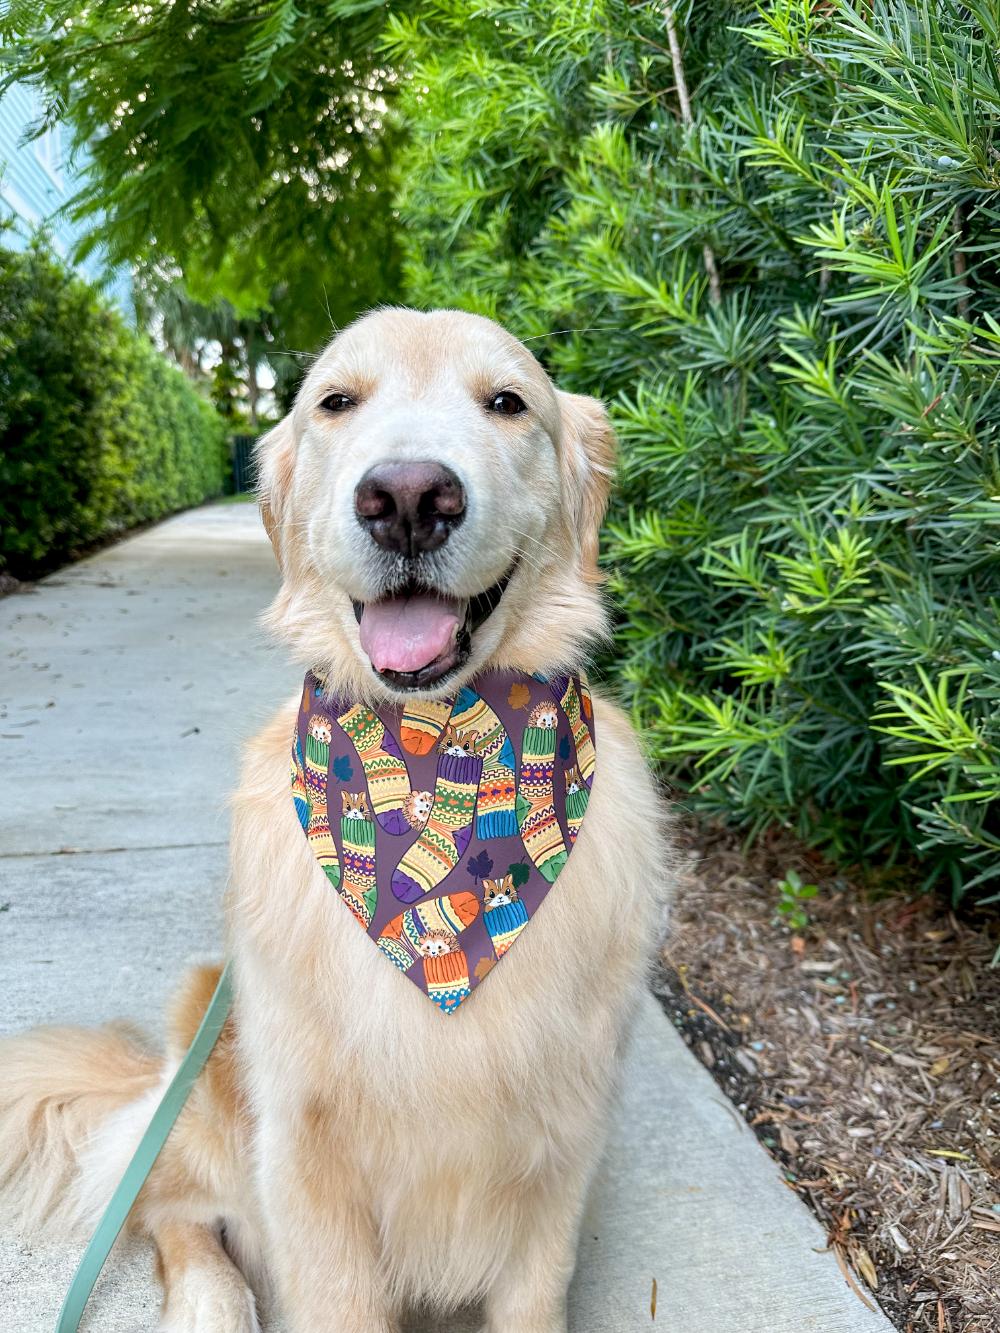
[0,504,893,1333]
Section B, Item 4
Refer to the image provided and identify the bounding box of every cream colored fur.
[0,307,668,1333]
[0,1023,160,1233]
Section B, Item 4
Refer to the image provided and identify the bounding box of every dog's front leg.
[481,1160,593,1333]
[257,1110,397,1333]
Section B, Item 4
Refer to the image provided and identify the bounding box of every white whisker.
[519,324,621,344]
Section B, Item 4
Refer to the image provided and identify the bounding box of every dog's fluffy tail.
[0,1022,163,1234]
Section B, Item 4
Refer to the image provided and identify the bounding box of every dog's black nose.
[355,461,465,557]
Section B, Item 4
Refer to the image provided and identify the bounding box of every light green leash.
[56,962,234,1333]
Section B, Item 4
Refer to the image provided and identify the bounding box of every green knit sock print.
[337,704,412,835]
[391,746,481,904]
[340,791,377,927]
[303,715,341,889]
[516,706,567,883]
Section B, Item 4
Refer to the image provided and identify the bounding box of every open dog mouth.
[352,562,517,691]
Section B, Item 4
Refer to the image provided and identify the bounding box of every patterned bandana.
[290,669,597,1013]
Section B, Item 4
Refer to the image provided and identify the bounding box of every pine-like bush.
[387,0,1000,897]
[0,239,228,576]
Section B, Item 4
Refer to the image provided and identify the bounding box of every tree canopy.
[3,0,998,896]
[0,0,402,357]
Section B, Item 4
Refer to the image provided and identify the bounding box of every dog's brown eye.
[320,392,354,413]
[488,391,526,416]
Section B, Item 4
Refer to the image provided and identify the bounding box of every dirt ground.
[656,818,1000,1333]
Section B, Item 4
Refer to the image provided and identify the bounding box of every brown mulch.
[655,818,1000,1333]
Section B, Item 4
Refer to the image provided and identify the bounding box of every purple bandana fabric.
[290,669,597,1012]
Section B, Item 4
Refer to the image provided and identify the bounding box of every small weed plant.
[775,870,820,933]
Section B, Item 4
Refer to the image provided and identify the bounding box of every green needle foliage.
[386,0,1000,898]
[3,0,997,896]
[0,0,402,353]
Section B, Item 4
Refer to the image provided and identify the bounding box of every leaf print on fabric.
[474,956,496,981]
[467,850,494,880]
[507,682,531,710]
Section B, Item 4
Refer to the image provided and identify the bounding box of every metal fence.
[230,434,258,494]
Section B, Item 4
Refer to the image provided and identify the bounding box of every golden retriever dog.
[0,308,667,1332]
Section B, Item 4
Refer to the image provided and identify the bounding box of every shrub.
[0,238,227,576]
[387,0,1000,898]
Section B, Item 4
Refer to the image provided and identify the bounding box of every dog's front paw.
[158,1265,260,1333]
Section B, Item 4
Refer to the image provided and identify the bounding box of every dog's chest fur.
[227,692,665,1303]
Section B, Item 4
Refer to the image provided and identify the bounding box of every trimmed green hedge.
[0,239,227,576]
[387,0,1000,899]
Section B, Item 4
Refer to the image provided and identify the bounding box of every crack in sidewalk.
[1,839,228,859]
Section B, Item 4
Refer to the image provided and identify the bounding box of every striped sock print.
[338,705,412,834]
[515,724,568,882]
[391,751,481,903]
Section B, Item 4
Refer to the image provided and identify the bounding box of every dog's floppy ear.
[254,413,297,569]
[556,390,617,581]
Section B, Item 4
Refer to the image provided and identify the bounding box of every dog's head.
[257,307,615,700]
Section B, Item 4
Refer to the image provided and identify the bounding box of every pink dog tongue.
[359,593,462,673]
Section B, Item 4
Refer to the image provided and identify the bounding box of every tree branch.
[663,2,721,305]
[953,203,971,320]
